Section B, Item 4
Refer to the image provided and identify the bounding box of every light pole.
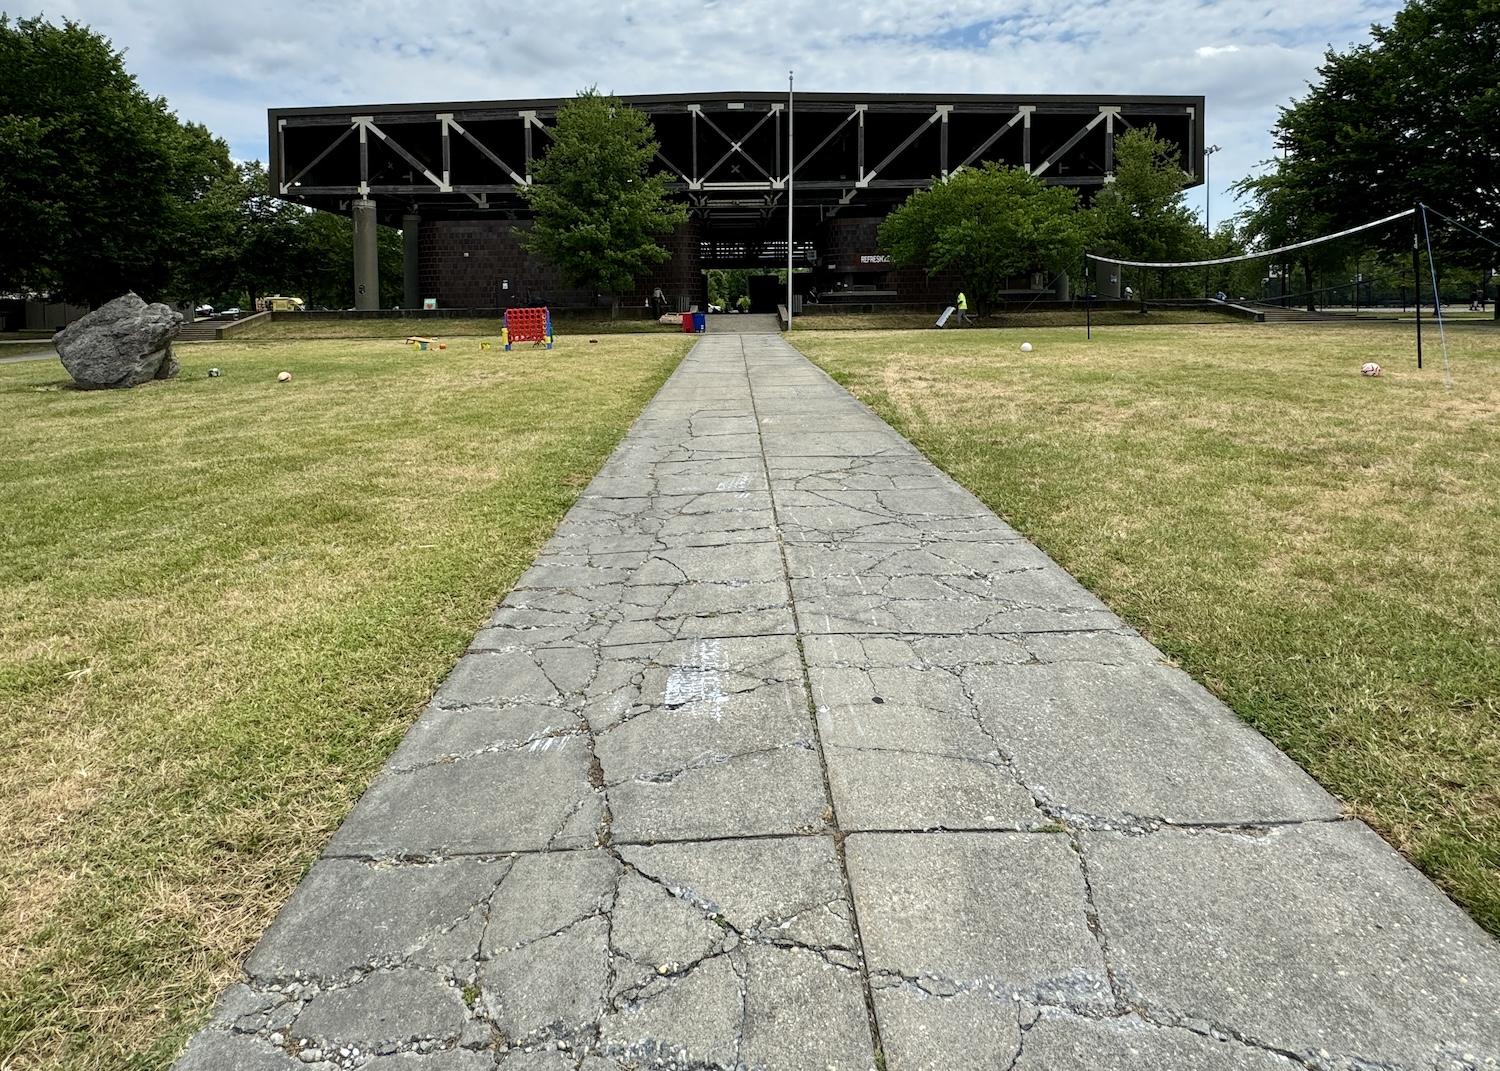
[1204,144,1221,235]
[787,70,794,328]
[1203,144,1221,297]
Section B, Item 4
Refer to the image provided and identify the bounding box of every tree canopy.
[1085,127,1203,264]
[0,15,243,305]
[521,89,686,306]
[1252,0,1498,266]
[0,15,404,310]
[878,164,1082,309]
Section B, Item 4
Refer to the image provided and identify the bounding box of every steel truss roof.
[269,91,1205,225]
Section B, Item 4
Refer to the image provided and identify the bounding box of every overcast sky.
[17,0,1402,224]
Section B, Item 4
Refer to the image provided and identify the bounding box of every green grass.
[792,308,1245,331]
[794,321,1500,934]
[0,332,691,1069]
[232,315,676,340]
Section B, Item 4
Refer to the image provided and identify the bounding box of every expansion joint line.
[737,334,889,1068]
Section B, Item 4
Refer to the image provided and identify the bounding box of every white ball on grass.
[277,371,292,383]
[1020,342,1033,353]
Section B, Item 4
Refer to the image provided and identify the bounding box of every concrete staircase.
[176,320,223,342]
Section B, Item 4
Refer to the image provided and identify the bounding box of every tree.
[1233,166,1350,311]
[707,269,750,312]
[1258,0,1499,308]
[1086,127,1205,298]
[878,163,1082,313]
[166,136,252,305]
[0,16,239,306]
[521,88,686,315]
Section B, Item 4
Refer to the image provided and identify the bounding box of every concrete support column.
[402,213,421,310]
[352,198,379,311]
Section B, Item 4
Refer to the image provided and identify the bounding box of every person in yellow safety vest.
[956,290,973,326]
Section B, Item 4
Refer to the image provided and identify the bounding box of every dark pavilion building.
[268,91,1204,312]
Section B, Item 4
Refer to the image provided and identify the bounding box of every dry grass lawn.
[795,320,1500,935]
[792,307,1245,331]
[0,332,690,1068]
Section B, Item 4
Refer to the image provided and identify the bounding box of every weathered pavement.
[179,333,1500,1071]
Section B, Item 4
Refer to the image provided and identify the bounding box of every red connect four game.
[502,307,553,350]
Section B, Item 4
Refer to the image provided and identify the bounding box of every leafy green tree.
[0,16,238,306]
[1200,221,1260,301]
[878,163,1082,313]
[1233,166,1352,311]
[521,88,686,315]
[204,161,400,310]
[1086,127,1205,298]
[707,268,751,312]
[1259,0,1498,308]
[167,147,254,306]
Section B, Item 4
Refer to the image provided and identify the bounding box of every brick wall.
[418,219,703,311]
[817,216,958,302]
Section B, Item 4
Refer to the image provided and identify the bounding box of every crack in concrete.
[742,335,888,1071]
[390,723,590,774]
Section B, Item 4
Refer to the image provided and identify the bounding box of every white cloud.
[10,0,1404,223]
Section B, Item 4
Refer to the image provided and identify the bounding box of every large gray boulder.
[55,292,182,389]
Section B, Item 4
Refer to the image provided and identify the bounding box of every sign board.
[936,306,955,328]
[859,254,892,264]
[423,298,438,310]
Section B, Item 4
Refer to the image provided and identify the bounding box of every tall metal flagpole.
[787,70,794,328]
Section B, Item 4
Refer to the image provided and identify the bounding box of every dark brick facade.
[414,211,1044,311]
[417,219,703,312]
[815,216,958,304]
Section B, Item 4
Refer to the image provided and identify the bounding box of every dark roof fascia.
[270,91,1205,122]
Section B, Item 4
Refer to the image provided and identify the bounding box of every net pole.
[1412,210,1423,369]
[1083,249,1091,339]
[1421,204,1453,390]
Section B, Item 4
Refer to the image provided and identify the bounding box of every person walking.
[956,290,973,326]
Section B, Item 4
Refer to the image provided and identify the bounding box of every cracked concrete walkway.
[179,334,1500,1071]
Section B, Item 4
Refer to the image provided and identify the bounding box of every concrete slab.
[871,985,1023,1071]
[326,735,603,856]
[174,1030,312,1070]
[792,568,1119,635]
[292,970,469,1051]
[845,832,1111,1011]
[967,655,1339,825]
[1085,823,1500,1067]
[245,857,506,979]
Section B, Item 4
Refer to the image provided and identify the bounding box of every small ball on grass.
[438,343,447,350]
[277,371,292,383]
[207,368,221,378]
[1020,342,1033,353]
[1361,362,1382,377]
